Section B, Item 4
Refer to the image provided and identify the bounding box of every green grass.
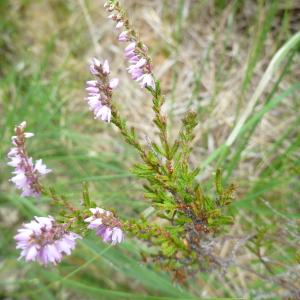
[1,0,299,299]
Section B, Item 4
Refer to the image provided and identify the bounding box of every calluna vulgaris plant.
[8,0,240,281]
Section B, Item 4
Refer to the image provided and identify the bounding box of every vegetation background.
[0,0,299,299]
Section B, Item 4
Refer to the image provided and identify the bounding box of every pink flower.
[90,58,102,75]
[102,60,110,75]
[118,31,128,42]
[86,80,98,86]
[84,207,124,245]
[137,73,155,89]
[34,159,51,175]
[15,216,82,266]
[86,95,102,111]
[95,105,111,122]
[116,21,124,29]
[129,68,144,81]
[128,55,140,64]
[109,78,119,89]
[125,42,136,52]
[85,58,118,123]
[86,86,100,93]
[7,122,51,197]
[111,227,124,245]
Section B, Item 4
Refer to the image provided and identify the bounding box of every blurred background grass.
[0,0,299,299]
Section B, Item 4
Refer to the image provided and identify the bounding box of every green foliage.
[113,75,236,277]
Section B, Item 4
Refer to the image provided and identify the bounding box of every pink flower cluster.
[15,216,82,266]
[106,7,155,89]
[123,42,155,89]
[85,207,124,245]
[7,121,51,197]
[86,58,119,123]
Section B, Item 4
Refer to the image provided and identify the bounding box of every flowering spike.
[106,5,155,90]
[7,122,51,197]
[85,58,119,123]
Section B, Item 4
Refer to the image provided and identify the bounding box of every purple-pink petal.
[15,216,81,266]
[118,31,128,42]
[109,78,119,89]
[102,60,110,74]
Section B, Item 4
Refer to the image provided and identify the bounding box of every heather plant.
[7,0,237,280]
[2,0,300,299]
